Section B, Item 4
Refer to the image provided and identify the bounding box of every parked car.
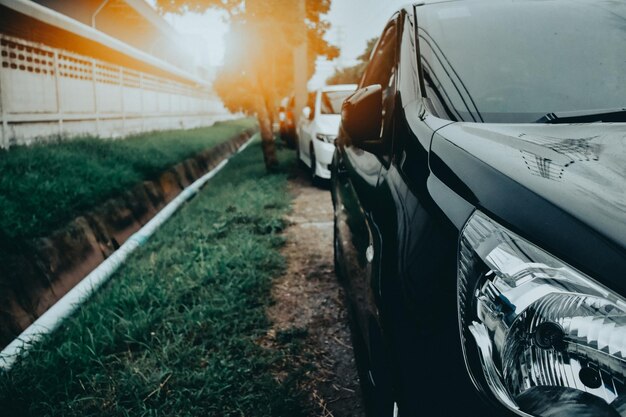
[297,84,357,182]
[278,95,296,148]
[331,1,626,417]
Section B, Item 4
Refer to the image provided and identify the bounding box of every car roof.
[319,84,357,93]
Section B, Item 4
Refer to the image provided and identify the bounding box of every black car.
[331,1,626,416]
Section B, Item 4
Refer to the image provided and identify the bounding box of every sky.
[149,0,409,89]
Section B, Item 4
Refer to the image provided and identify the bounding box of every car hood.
[315,115,341,135]
[431,122,626,282]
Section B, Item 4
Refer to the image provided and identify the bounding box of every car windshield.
[320,90,353,115]
[418,0,626,123]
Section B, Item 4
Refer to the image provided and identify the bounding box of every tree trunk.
[257,107,279,171]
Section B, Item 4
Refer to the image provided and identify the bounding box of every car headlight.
[458,211,626,417]
[316,133,336,143]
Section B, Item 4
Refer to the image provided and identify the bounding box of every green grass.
[0,140,310,417]
[0,118,256,242]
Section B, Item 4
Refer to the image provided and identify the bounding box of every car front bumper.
[312,139,335,179]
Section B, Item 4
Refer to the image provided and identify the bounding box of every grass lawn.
[0,118,256,242]
[0,140,312,417]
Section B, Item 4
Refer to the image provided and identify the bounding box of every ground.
[263,166,365,417]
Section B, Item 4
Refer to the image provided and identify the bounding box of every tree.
[157,0,339,171]
[326,37,377,85]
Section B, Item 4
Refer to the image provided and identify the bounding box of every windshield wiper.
[536,108,626,124]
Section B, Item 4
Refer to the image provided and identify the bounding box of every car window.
[320,90,353,115]
[361,18,399,147]
[361,23,397,90]
[398,10,420,105]
[418,0,626,123]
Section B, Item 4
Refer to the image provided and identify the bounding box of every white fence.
[0,34,228,148]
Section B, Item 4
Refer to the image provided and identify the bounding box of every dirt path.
[266,167,365,417]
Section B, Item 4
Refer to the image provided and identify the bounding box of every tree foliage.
[156,0,339,170]
[326,37,377,85]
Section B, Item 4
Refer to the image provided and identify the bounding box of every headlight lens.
[316,133,336,143]
[458,211,626,416]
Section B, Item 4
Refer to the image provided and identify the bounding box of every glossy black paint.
[331,2,626,416]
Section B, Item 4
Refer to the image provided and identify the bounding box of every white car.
[297,84,357,182]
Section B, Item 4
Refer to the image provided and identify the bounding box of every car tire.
[296,140,306,168]
[310,145,319,185]
[333,215,344,282]
[346,304,395,417]
[367,321,395,417]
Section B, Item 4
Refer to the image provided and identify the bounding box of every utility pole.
[293,0,308,124]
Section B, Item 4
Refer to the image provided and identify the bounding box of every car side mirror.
[341,84,383,152]
[302,106,312,120]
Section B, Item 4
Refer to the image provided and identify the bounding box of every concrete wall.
[32,0,194,73]
[0,34,229,148]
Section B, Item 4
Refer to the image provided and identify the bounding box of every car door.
[371,11,444,413]
[371,8,489,415]
[334,16,400,356]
